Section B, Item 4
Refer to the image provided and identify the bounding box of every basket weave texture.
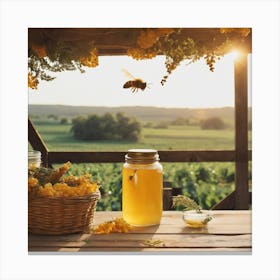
[28,191,100,235]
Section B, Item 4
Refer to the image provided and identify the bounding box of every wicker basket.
[28,191,100,235]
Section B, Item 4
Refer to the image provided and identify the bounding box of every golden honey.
[122,149,163,226]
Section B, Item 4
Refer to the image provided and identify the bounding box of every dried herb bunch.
[172,195,202,213]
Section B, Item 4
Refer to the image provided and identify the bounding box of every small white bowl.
[182,210,213,228]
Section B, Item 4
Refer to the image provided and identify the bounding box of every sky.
[28,53,251,108]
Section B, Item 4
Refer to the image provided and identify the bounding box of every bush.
[60,117,69,124]
[200,117,226,130]
[71,112,141,142]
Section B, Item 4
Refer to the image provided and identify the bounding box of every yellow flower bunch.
[28,162,100,198]
[28,73,39,89]
[127,47,157,60]
[36,180,99,197]
[80,47,99,68]
[137,30,158,49]
[136,28,174,49]
[94,217,131,234]
[28,177,39,193]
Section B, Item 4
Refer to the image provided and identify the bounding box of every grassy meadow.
[31,118,251,151]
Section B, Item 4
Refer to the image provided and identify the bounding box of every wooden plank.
[48,150,252,164]
[29,222,251,238]
[29,233,251,249]
[234,54,249,209]
[92,210,251,219]
[28,247,252,253]
[28,211,252,242]
[28,118,49,167]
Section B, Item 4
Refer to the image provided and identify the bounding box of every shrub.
[60,117,69,124]
[71,112,141,142]
[200,117,226,130]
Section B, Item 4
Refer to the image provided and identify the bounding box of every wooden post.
[234,54,249,209]
[163,181,173,210]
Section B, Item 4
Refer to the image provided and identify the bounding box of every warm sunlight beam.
[228,50,240,60]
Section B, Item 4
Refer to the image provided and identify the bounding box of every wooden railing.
[28,54,251,210]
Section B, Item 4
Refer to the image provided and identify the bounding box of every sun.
[228,50,240,60]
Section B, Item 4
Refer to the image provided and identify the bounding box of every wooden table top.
[28,210,252,253]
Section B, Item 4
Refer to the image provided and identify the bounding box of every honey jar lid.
[125,149,159,164]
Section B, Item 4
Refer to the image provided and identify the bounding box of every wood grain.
[234,54,249,209]
[29,211,252,253]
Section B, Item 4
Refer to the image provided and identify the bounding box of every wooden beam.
[48,150,252,164]
[212,189,252,210]
[234,54,249,209]
[212,191,236,210]
[28,118,49,166]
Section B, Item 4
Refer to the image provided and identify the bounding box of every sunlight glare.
[228,50,240,60]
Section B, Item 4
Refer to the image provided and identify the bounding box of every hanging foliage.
[127,28,251,85]
[28,28,251,89]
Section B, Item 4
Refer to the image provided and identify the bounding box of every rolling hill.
[28,104,252,123]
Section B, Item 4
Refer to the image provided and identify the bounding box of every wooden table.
[28,210,252,253]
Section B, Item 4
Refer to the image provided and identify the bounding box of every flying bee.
[122,68,149,93]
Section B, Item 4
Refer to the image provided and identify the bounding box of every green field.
[31,119,251,151]
[29,116,252,210]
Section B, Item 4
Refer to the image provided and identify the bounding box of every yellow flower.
[94,218,131,234]
[137,30,158,49]
[127,48,157,60]
[28,177,38,188]
[80,48,99,68]
[28,73,39,89]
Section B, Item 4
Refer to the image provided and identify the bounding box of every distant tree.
[60,117,69,124]
[47,114,58,120]
[71,113,141,141]
[116,112,141,141]
[71,116,87,139]
[200,117,226,130]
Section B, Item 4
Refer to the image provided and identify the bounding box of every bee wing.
[121,68,136,80]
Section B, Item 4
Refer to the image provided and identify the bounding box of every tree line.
[144,116,227,130]
[71,112,141,141]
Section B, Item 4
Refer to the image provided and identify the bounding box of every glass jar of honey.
[28,150,41,169]
[122,149,163,226]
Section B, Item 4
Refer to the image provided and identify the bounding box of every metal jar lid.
[125,149,159,164]
[28,150,41,160]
